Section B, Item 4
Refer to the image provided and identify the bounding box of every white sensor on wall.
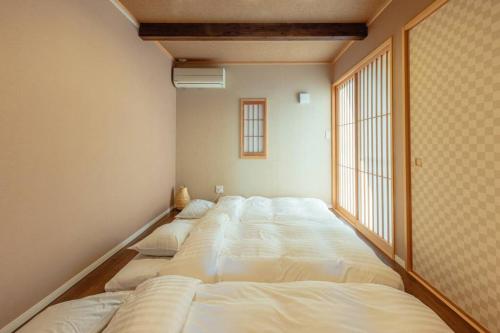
[298,92,310,104]
[173,67,226,88]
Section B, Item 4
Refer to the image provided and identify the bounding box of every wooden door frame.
[403,0,486,331]
[331,38,395,259]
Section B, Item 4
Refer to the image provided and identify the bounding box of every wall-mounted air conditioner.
[173,67,225,88]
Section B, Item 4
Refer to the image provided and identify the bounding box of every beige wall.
[0,0,175,329]
[176,65,331,204]
[331,0,435,260]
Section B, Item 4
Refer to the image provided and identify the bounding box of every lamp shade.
[175,186,190,210]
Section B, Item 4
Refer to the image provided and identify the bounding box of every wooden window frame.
[240,98,268,159]
[332,38,395,258]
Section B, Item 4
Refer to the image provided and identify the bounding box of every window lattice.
[334,40,393,255]
[240,99,267,159]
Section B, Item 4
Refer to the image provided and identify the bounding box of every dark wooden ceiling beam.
[139,23,367,41]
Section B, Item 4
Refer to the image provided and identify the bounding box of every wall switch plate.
[325,130,331,140]
[215,185,224,194]
[415,158,423,167]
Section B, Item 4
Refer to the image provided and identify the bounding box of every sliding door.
[358,48,392,251]
[336,77,357,219]
[404,0,499,330]
[334,39,393,256]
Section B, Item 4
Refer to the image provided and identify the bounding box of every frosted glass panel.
[336,77,356,217]
[357,50,392,245]
[336,46,393,249]
[241,99,267,158]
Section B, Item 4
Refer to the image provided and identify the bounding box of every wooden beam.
[139,23,367,41]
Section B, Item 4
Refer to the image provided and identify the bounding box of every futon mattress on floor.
[158,196,403,289]
[21,276,451,333]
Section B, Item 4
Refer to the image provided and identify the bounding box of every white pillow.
[176,199,214,219]
[129,220,197,256]
[105,255,172,291]
[103,276,200,333]
[17,292,130,333]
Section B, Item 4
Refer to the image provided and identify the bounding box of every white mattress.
[105,254,172,292]
[18,292,130,333]
[159,196,403,289]
[105,217,199,291]
[106,196,402,291]
[24,277,451,333]
[108,276,452,333]
[184,279,451,333]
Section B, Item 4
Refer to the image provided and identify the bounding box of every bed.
[106,196,402,291]
[142,196,403,290]
[20,276,452,333]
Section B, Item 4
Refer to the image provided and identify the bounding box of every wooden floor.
[50,210,477,333]
[347,226,477,333]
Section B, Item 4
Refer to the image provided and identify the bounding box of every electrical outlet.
[215,185,224,194]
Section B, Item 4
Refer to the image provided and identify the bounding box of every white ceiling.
[119,0,390,62]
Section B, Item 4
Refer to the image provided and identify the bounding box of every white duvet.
[24,276,451,333]
[157,196,403,290]
[104,276,451,333]
[18,292,130,333]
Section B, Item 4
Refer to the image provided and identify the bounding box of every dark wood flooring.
[52,211,177,303]
[49,210,476,333]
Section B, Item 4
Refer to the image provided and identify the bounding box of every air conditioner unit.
[173,67,226,88]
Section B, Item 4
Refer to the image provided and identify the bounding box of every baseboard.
[395,255,406,269]
[409,270,486,333]
[0,207,172,333]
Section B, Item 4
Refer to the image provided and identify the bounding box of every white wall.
[176,64,331,204]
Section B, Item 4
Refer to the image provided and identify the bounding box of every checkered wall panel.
[409,0,500,331]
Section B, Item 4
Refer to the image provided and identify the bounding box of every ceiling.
[120,0,390,62]
[159,41,345,63]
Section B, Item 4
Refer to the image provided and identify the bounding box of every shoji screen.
[358,49,392,249]
[334,40,393,257]
[240,99,267,159]
[336,78,357,218]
